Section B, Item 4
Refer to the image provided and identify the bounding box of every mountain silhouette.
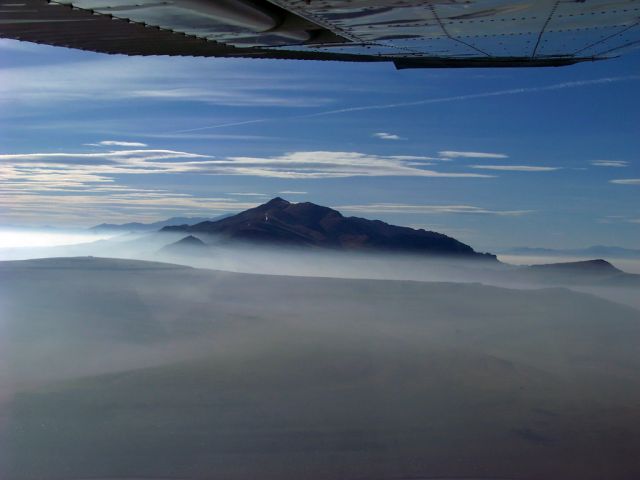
[90,214,231,233]
[508,258,640,287]
[526,259,623,275]
[504,245,640,259]
[162,197,495,259]
[159,235,209,256]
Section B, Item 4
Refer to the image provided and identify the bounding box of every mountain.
[526,259,622,275]
[504,245,640,259]
[162,197,496,260]
[515,259,640,287]
[159,235,210,256]
[90,214,230,233]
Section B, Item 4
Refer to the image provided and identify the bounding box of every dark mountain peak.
[218,198,343,230]
[262,197,290,208]
[160,198,496,260]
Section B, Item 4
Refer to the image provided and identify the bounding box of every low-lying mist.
[1,227,640,479]
[4,229,637,309]
[0,253,639,479]
[0,228,115,250]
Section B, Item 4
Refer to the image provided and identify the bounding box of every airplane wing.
[2,0,639,68]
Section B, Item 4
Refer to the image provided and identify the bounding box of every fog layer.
[2,229,639,309]
[1,256,640,479]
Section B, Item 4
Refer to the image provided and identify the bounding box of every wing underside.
[2,0,639,67]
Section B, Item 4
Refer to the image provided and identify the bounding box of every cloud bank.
[0,147,495,224]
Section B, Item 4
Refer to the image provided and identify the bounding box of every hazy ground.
[1,256,640,479]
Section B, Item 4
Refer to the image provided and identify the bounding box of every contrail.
[173,118,270,133]
[169,75,640,134]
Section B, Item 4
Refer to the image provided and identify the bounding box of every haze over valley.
[0,198,639,479]
[3,255,640,480]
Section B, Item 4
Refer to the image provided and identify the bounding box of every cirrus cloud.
[337,203,532,216]
[471,165,560,172]
[93,140,149,147]
[591,160,630,167]
[373,132,404,141]
[0,148,494,196]
[439,151,508,159]
[218,151,493,179]
[0,147,495,224]
[610,179,640,185]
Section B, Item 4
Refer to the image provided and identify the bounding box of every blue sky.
[1,38,639,249]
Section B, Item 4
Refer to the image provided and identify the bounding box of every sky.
[1,38,639,250]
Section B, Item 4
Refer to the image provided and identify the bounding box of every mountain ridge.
[503,245,640,259]
[526,258,623,275]
[90,214,231,233]
[162,197,496,260]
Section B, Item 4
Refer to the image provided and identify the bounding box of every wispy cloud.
[597,214,640,225]
[591,160,630,167]
[0,149,210,197]
[373,132,403,141]
[218,151,493,179]
[93,140,148,147]
[0,149,205,165]
[439,151,508,159]
[0,146,498,224]
[471,165,559,172]
[170,76,640,133]
[337,203,532,216]
[0,148,493,189]
[139,133,276,141]
[228,192,268,197]
[610,178,640,185]
[301,76,640,118]
[0,56,334,109]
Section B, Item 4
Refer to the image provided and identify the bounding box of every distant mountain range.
[80,198,638,287]
[504,245,640,259]
[526,259,622,275]
[514,259,639,287]
[90,214,230,233]
[161,197,496,260]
